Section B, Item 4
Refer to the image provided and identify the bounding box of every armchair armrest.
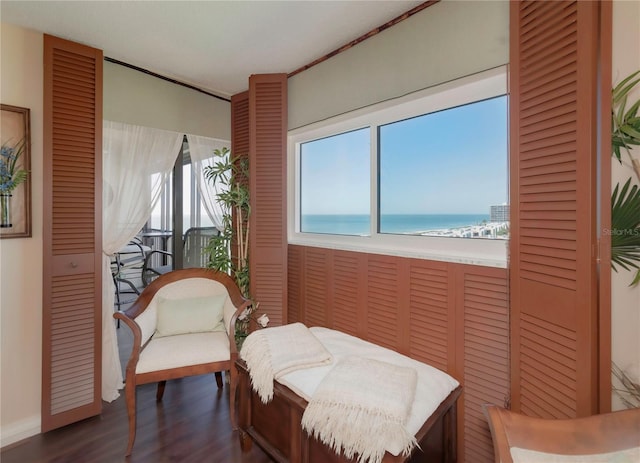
[114,310,144,380]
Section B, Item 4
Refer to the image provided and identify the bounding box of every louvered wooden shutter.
[249,74,288,325]
[510,1,602,418]
[408,259,451,374]
[303,247,331,327]
[366,255,404,351]
[42,35,103,431]
[457,266,509,462]
[231,91,250,280]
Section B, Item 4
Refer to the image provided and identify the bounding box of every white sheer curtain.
[186,134,230,230]
[102,121,183,402]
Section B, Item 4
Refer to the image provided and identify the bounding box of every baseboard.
[0,416,41,449]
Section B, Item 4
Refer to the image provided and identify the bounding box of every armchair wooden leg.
[215,371,223,389]
[124,380,137,456]
[156,380,166,401]
[229,365,238,430]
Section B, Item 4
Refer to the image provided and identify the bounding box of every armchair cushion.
[136,331,231,374]
[155,293,227,337]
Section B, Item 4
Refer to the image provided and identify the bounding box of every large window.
[379,96,508,238]
[289,67,509,266]
[300,128,370,235]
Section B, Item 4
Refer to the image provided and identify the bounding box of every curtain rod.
[104,57,231,103]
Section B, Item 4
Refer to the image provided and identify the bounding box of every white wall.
[288,0,509,130]
[0,22,44,447]
[104,61,230,139]
[611,0,640,411]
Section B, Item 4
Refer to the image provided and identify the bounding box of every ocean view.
[301,214,493,236]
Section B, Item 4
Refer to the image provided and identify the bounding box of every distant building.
[490,204,510,222]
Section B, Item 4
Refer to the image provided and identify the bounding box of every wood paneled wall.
[287,245,509,463]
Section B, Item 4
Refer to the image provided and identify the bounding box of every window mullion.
[371,125,379,238]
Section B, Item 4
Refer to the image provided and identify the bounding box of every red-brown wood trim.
[508,0,522,415]
[597,0,612,414]
[288,1,440,78]
[576,1,600,416]
[94,41,104,422]
[42,35,55,430]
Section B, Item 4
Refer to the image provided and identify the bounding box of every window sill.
[288,233,508,269]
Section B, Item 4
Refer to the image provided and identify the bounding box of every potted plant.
[204,148,268,346]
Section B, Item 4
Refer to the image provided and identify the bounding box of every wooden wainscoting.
[287,245,509,463]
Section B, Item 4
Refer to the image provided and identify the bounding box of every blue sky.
[300,95,508,215]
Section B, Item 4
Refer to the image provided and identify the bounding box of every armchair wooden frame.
[483,404,640,463]
[114,268,251,456]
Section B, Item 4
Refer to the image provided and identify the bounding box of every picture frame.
[1,104,31,239]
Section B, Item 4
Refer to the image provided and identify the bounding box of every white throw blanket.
[239,322,333,403]
[301,356,418,463]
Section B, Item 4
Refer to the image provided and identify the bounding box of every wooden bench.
[236,327,462,463]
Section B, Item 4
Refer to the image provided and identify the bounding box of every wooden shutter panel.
[509,1,602,418]
[249,74,288,326]
[304,247,330,327]
[366,255,402,351]
[408,259,451,373]
[458,266,509,462]
[42,35,102,431]
[231,90,250,160]
[231,90,250,281]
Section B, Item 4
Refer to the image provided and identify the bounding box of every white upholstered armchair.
[113,268,250,456]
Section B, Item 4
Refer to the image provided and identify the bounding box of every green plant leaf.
[611,177,640,286]
[625,99,640,121]
[612,70,640,171]
[612,70,640,104]
[620,125,640,140]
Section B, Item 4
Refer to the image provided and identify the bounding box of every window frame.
[287,66,509,268]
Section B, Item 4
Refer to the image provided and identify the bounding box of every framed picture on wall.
[1,104,31,239]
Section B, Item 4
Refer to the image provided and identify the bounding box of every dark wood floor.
[1,321,274,463]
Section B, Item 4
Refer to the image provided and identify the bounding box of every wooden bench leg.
[215,371,223,389]
[239,430,253,451]
[156,380,166,401]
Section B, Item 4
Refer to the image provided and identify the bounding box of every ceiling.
[1,0,424,98]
